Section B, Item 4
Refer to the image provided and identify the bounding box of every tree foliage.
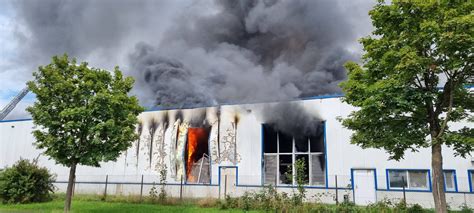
[341,1,473,160]
[0,159,56,204]
[27,55,144,167]
[26,54,144,211]
[340,1,472,211]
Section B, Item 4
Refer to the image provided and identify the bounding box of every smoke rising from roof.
[10,0,374,111]
[132,0,359,107]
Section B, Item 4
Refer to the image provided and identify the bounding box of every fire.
[186,128,209,182]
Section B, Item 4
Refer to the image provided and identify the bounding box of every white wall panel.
[1,96,473,209]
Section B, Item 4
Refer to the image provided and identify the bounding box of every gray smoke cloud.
[131,0,364,107]
[11,0,180,74]
[9,0,374,111]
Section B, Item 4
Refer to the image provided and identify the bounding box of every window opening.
[185,127,211,184]
[263,124,325,186]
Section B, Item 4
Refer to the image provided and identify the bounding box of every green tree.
[27,55,144,212]
[340,1,473,212]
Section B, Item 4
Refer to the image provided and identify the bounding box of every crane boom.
[0,87,29,120]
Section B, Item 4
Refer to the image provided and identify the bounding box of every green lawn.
[2,195,465,213]
[0,198,260,213]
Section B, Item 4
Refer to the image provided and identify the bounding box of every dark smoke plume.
[129,43,216,108]
[130,0,363,108]
[260,102,323,138]
[11,0,374,111]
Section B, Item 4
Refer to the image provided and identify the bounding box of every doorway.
[352,169,377,205]
[219,167,237,198]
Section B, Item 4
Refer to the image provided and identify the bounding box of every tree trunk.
[64,163,77,212]
[431,142,447,213]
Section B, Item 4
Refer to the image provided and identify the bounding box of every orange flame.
[186,128,209,182]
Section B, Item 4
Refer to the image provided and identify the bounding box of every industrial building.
[1,94,473,209]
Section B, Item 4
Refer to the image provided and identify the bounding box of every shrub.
[336,200,357,213]
[407,204,424,213]
[366,201,392,212]
[0,159,56,203]
[459,203,473,213]
[149,182,158,203]
[240,192,252,211]
[285,158,308,206]
[219,195,239,210]
[158,166,167,204]
[392,200,408,212]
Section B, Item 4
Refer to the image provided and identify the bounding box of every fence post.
[224,175,227,198]
[140,174,144,202]
[179,175,183,201]
[104,175,109,200]
[335,175,339,205]
[464,192,467,208]
[402,176,406,207]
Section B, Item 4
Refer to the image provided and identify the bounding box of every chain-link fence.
[53,174,474,210]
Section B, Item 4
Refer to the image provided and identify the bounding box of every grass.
[1,194,470,213]
[0,200,250,212]
[0,195,261,213]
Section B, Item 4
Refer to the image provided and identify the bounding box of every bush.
[394,200,407,212]
[337,201,357,213]
[407,204,424,213]
[0,159,56,203]
[240,192,252,211]
[459,203,473,213]
[366,201,392,212]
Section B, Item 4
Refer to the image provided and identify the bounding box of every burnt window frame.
[262,122,326,187]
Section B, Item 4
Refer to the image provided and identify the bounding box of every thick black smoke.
[130,0,364,107]
[11,0,374,111]
[11,0,179,83]
[260,102,323,138]
[130,43,216,108]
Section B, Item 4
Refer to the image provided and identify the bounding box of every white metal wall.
[1,96,473,209]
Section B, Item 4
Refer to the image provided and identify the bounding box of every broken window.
[295,137,308,152]
[262,124,326,186]
[279,155,292,184]
[311,154,325,185]
[310,135,325,152]
[185,127,211,184]
[279,133,293,153]
[263,124,277,153]
[264,155,277,184]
